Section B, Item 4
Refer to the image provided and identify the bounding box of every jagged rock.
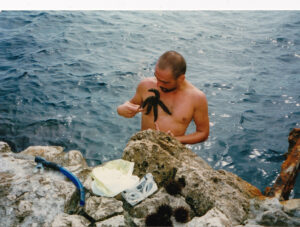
[0,141,11,153]
[0,145,82,227]
[282,198,300,215]
[245,198,300,226]
[123,129,263,225]
[126,187,194,226]
[16,200,33,218]
[84,196,123,221]
[265,128,300,200]
[22,145,64,159]
[1,128,300,227]
[288,128,300,154]
[0,172,14,198]
[123,129,212,186]
[83,174,93,192]
[96,215,126,227]
[21,146,89,178]
[51,213,90,227]
[173,207,231,227]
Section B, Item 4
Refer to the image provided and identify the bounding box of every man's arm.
[117,80,144,118]
[175,93,209,144]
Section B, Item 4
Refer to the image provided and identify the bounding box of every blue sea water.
[0,11,299,197]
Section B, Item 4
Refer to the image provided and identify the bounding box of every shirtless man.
[117,51,209,144]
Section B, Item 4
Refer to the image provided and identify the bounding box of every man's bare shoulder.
[139,77,156,86]
[187,83,208,106]
[137,77,156,91]
[187,82,206,98]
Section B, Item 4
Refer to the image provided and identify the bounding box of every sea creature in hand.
[141,88,172,122]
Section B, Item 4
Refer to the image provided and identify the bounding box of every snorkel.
[34,156,85,206]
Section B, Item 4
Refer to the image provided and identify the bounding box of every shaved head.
[157,51,186,79]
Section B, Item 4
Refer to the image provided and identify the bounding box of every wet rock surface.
[84,196,123,221]
[0,145,79,227]
[1,129,300,226]
[51,213,90,227]
[95,215,126,227]
[123,129,263,225]
[126,187,194,226]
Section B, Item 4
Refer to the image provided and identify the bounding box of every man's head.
[155,51,186,93]
[157,51,186,79]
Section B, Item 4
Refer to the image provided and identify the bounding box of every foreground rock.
[0,144,127,227]
[123,129,264,225]
[265,128,300,200]
[1,129,300,226]
[0,145,88,227]
[123,129,300,226]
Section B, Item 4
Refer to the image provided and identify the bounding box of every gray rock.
[22,145,64,160]
[83,174,93,192]
[245,198,300,226]
[0,172,15,198]
[51,213,90,227]
[16,200,33,218]
[174,207,231,227]
[0,141,11,153]
[0,145,80,227]
[21,146,89,178]
[123,129,263,225]
[282,198,300,216]
[96,215,126,227]
[126,187,194,226]
[84,196,123,221]
[1,129,300,227]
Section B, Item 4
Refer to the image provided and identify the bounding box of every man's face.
[154,66,178,93]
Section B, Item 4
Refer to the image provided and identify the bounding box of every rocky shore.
[1,129,300,226]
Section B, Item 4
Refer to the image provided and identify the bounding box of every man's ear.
[177,74,185,82]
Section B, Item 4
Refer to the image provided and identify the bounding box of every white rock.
[181,208,231,227]
[96,215,126,227]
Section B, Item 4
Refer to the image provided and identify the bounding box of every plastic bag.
[122,173,158,206]
[90,159,139,197]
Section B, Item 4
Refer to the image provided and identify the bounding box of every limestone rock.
[245,198,300,226]
[123,129,263,225]
[51,213,90,227]
[84,196,123,221]
[96,215,126,227]
[0,172,14,198]
[21,146,89,178]
[0,141,11,153]
[16,200,33,218]
[22,145,64,159]
[2,128,300,227]
[0,145,80,227]
[282,198,300,215]
[123,129,212,187]
[175,207,231,227]
[126,187,194,226]
[83,174,93,192]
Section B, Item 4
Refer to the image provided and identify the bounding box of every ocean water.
[0,11,299,197]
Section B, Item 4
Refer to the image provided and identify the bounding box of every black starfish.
[141,88,172,122]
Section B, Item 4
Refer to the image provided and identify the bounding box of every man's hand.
[155,122,174,137]
[117,101,143,118]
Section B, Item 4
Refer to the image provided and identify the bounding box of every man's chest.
[161,97,194,123]
[141,88,194,123]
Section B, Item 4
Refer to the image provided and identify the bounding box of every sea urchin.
[174,206,190,223]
